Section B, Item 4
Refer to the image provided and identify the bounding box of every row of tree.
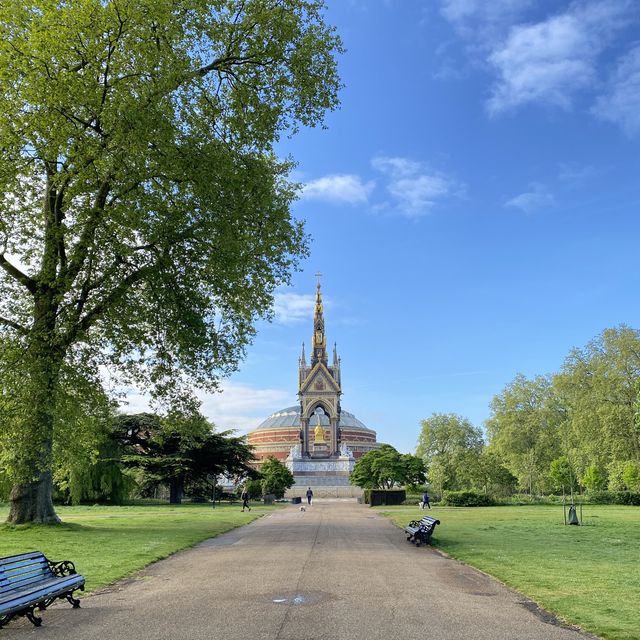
[416,325,640,497]
[1,408,259,506]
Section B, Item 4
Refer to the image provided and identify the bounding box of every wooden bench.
[404,515,440,547]
[0,551,85,628]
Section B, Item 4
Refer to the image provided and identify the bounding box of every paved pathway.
[9,501,596,639]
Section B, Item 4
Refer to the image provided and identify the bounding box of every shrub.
[587,490,640,505]
[442,490,495,506]
[364,489,406,506]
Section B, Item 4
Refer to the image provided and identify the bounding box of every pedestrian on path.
[306,487,313,505]
[241,488,251,511]
[420,491,431,509]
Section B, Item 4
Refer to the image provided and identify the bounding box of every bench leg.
[66,592,81,608]
[25,608,43,627]
[0,614,16,629]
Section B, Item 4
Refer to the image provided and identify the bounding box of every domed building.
[247,276,379,495]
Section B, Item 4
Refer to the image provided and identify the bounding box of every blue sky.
[192,0,640,453]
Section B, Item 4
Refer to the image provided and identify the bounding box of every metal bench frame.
[0,551,85,628]
[404,515,440,547]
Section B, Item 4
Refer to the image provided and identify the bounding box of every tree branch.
[0,254,37,294]
[0,315,28,334]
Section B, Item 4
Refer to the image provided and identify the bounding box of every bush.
[442,490,495,506]
[586,490,640,505]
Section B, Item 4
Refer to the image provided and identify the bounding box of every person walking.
[241,488,251,512]
[421,491,431,509]
[306,487,313,506]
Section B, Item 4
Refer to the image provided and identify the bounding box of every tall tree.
[119,411,257,503]
[416,413,484,491]
[485,375,563,495]
[0,0,342,523]
[553,325,640,476]
[350,445,425,490]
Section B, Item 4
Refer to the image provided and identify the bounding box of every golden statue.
[314,423,325,442]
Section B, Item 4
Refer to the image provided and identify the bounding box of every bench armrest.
[48,559,78,577]
[407,520,421,527]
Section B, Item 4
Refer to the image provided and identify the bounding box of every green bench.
[0,551,85,628]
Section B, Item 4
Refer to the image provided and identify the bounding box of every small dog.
[299,506,306,512]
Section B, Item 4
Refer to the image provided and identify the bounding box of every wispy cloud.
[505,183,555,213]
[487,2,632,114]
[592,45,640,136]
[199,382,294,434]
[118,381,294,435]
[440,0,533,42]
[372,156,461,217]
[301,174,374,205]
[273,292,315,325]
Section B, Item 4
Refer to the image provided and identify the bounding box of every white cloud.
[199,382,294,434]
[273,292,315,325]
[441,0,532,40]
[505,183,555,213]
[487,1,633,114]
[301,174,374,205]
[592,45,640,136]
[118,381,294,436]
[372,156,459,217]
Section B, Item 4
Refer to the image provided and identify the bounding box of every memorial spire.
[311,272,327,366]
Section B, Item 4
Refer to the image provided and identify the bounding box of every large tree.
[350,445,426,490]
[416,413,484,491]
[119,412,257,504]
[485,375,563,495]
[0,1,341,523]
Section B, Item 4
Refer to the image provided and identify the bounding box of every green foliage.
[244,478,264,500]
[350,445,425,490]
[441,490,496,506]
[548,456,577,494]
[0,0,342,522]
[585,491,640,505]
[259,457,294,499]
[485,374,562,495]
[581,464,608,492]
[119,411,257,504]
[417,413,484,494]
[621,460,640,492]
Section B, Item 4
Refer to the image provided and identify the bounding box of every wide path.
[10,501,595,639]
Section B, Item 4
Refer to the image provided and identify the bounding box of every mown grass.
[0,502,275,593]
[382,505,640,640]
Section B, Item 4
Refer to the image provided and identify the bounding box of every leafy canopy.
[0,0,342,494]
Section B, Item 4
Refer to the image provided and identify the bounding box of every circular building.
[248,405,378,466]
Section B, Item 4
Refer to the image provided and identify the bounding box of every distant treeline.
[418,325,640,498]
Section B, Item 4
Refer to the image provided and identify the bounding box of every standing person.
[241,488,251,512]
[306,487,313,506]
[421,491,431,510]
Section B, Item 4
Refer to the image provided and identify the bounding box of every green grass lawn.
[382,505,640,640]
[0,502,275,593]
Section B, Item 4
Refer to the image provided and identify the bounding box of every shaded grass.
[382,505,640,640]
[0,503,275,593]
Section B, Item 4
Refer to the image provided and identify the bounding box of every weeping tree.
[0,0,342,523]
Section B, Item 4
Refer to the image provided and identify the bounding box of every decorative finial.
[315,271,322,288]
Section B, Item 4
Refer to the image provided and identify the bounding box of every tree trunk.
[169,477,184,504]
[6,293,63,524]
[8,471,60,524]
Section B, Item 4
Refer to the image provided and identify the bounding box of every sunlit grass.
[382,504,640,640]
[0,502,276,593]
